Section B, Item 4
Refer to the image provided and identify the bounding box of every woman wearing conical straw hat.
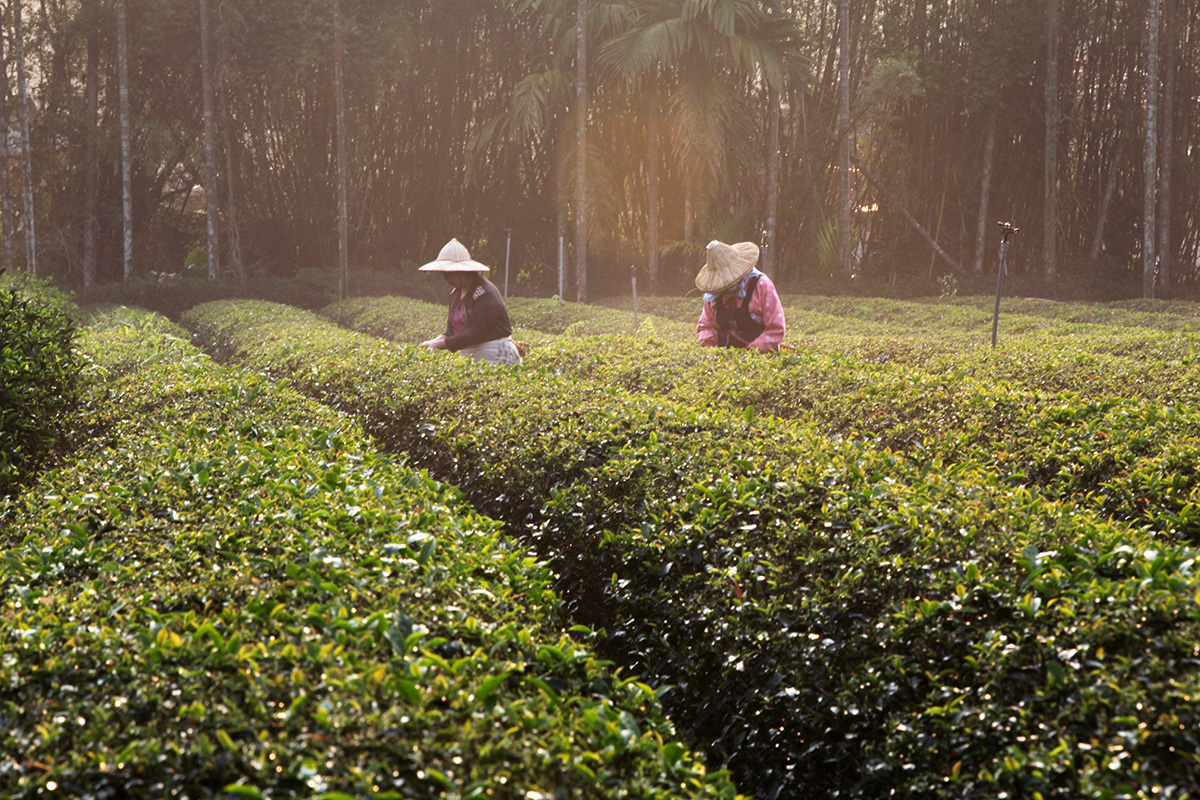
[694,240,786,352]
[418,238,522,365]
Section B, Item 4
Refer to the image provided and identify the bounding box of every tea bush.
[321,295,445,344]
[332,297,1200,544]
[73,275,325,320]
[0,308,738,800]
[0,276,83,497]
[182,298,1200,799]
[504,297,693,341]
[320,294,694,349]
[597,293,1200,398]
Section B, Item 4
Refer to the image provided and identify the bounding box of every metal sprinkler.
[991,221,1019,349]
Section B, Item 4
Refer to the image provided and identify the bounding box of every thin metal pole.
[557,235,564,303]
[631,264,638,331]
[504,229,511,297]
[990,245,1004,348]
[991,222,1018,348]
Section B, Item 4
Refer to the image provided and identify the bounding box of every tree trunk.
[574,0,588,301]
[556,153,568,299]
[1155,0,1174,291]
[1043,0,1058,283]
[684,172,695,243]
[334,0,349,300]
[218,0,244,281]
[201,0,221,280]
[765,82,780,276]
[118,0,133,280]
[850,151,965,276]
[82,22,99,287]
[1142,0,1160,298]
[647,76,659,290]
[14,0,35,276]
[972,105,997,275]
[763,0,782,276]
[838,0,851,278]
[222,138,244,279]
[798,87,827,259]
[0,23,14,274]
[1089,137,1123,260]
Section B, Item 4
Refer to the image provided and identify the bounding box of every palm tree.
[466,65,573,287]
[473,0,605,297]
[601,0,805,278]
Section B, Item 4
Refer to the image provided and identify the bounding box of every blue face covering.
[703,268,763,304]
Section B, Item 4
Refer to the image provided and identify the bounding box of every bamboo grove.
[1,0,1196,300]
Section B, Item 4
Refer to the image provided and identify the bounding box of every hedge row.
[320,294,695,349]
[73,275,329,321]
[330,295,1200,545]
[535,336,1200,539]
[326,291,1200,404]
[0,306,737,800]
[595,293,1200,398]
[182,298,1200,799]
[0,274,83,497]
[598,292,1200,337]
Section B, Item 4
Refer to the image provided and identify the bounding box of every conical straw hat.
[418,238,491,272]
[694,240,760,293]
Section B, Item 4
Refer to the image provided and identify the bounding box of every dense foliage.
[0,275,82,497]
[6,0,1199,298]
[179,294,1200,799]
[0,306,738,799]
[321,294,696,345]
[73,275,337,320]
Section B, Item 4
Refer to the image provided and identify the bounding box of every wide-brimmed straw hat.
[694,240,760,294]
[418,238,491,272]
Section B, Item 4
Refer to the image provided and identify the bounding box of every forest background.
[0,0,1190,304]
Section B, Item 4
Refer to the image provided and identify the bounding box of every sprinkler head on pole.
[996,220,1020,239]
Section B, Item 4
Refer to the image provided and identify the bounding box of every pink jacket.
[697,272,786,353]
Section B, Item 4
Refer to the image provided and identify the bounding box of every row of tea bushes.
[320,295,445,345]
[319,294,694,349]
[326,297,1200,544]
[338,289,1200,404]
[181,299,1200,799]
[595,293,1200,401]
[0,275,83,497]
[597,292,1200,339]
[504,298,693,341]
[0,307,737,800]
[73,274,328,321]
[799,295,1200,402]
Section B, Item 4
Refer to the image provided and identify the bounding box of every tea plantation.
[0,300,736,799]
[6,285,1200,799]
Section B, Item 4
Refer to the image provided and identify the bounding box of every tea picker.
[417,238,523,365]
[694,240,787,353]
[991,221,1019,349]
